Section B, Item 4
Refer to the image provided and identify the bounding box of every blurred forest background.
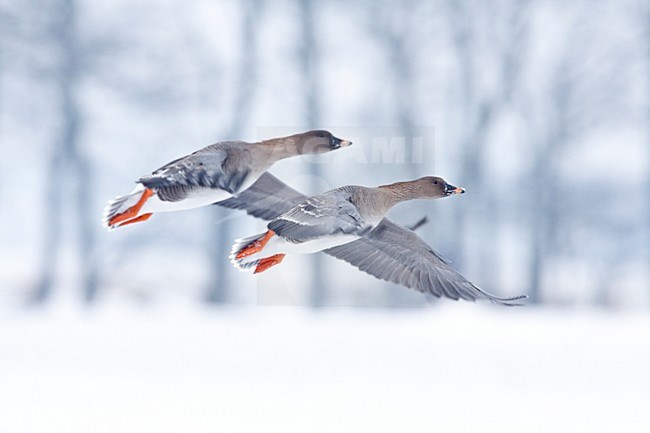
[0,0,648,309]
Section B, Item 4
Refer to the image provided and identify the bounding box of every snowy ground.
[1,305,649,433]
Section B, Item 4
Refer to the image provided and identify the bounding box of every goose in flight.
[102,130,352,229]
[228,176,527,305]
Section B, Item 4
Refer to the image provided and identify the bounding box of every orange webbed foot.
[254,254,285,274]
[117,213,153,227]
[108,188,154,227]
[236,230,276,260]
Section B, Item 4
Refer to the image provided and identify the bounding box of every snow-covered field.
[1,305,649,433]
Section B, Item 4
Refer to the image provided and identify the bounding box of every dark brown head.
[418,176,465,198]
[381,176,465,201]
[293,130,353,155]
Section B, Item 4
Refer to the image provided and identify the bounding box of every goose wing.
[325,219,527,306]
[268,189,371,243]
[138,143,251,201]
[217,172,307,220]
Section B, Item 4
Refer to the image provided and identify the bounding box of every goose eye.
[433,180,438,185]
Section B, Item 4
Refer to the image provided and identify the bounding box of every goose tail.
[102,185,154,230]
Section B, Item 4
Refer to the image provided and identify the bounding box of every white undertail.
[229,232,268,272]
[101,184,146,230]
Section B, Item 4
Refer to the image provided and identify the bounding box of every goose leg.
[117,213,153,227]
[254,254,285,274]
[108,188,155,227]
[235,230,276,260]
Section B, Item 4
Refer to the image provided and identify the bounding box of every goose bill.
[331,137,353,149]
[444,183,465,195]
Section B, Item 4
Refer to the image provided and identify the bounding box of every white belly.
[142,187,233,213]
[249,233,360,259]
[140,171,261,214]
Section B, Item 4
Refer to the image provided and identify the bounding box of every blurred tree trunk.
[33,0,97,303]
[381,3,423,307]
[32,153,64,304]
[386,7,418,171]
[527,56,571,304]
[77,151,97,302]
[448,0,478,274]
[449,0,529,292]
[0,11,4,212]
[645,0,650,305]
[206,0,259,304]
[299,0,327,307]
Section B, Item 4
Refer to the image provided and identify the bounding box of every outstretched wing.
[268,189,371,243]
[138,142,250,201]
[217,172,307,220]
[325,219,527,306]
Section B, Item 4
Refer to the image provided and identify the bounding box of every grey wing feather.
[268,190,370,243]
[217,172,307,220]
[138,143,250,201]
[325,219,527,306]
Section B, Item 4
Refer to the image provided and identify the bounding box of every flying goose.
[229,176,527,306]
[102,130,351,229]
